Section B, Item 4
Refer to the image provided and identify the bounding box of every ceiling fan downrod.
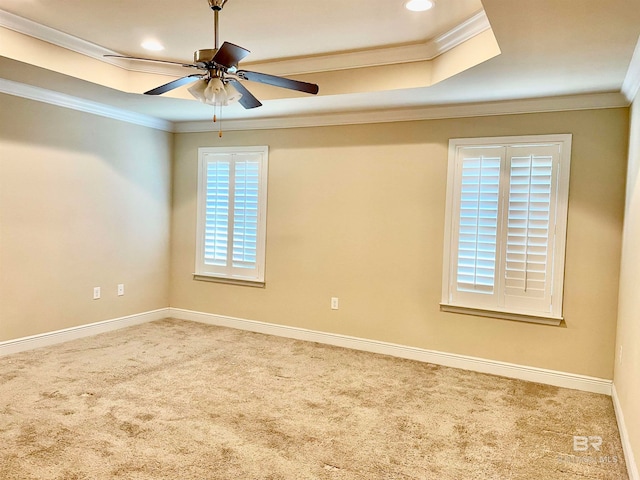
[195,0,230,67]
[208,0,228,49]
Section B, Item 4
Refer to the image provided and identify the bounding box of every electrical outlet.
[117,284,125,296]
[331,297,339,310]
[93,287,101,300]
[618,345,623,366]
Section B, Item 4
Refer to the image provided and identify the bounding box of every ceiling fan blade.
[104,54,198,69]
[236,70,319,95]
[145,74,204,95]
[213,42,251,68]
[229,79,262,109]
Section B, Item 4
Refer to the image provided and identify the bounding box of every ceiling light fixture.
[187,77,242,106]
[405,0,435,12]
[103,0,318,138]
[187,77,243,137]
[141,40,165,52]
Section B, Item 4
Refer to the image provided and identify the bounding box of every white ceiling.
[0,0,639,128]
[0,0,484,63]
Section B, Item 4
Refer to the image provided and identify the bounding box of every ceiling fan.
[105,0,319,110]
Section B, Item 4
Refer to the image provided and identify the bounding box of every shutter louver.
[196,147,268,283]
[504,147,558,309]
[204,160,231,267]
[456,153,501,294]
[232,160,260,270]
[443,136,570,323]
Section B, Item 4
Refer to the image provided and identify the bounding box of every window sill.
[440,304,563,326]
[193,274,265,288]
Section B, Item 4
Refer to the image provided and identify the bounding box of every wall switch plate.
[93,287,101,300]
[117,284,125,296]
[331,297,339,310]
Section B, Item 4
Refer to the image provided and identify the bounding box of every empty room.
[1,0,639,478]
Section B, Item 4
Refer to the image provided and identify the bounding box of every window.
[441,135,572,325]
[195,146,268,285]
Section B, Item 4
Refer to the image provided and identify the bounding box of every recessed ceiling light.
[405,0,435,12]
[141,40,165,52]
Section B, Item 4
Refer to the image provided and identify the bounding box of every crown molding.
[0,9,188,77]
[0,74,627,135]
[174,92,629,133]
[0,8,490,78]
[432,10,491,54]
[247,10,491,76]
[0,78,173,132]
[0,9,119,64]
[622,35,640,103]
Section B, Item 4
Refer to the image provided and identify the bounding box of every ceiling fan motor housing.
[195,49,217,64]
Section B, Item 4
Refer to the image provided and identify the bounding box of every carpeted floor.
[0,319,628,479]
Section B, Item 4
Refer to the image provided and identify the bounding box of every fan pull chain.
[211,105,223,137]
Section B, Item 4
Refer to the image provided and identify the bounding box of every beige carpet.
[0,319,628,479]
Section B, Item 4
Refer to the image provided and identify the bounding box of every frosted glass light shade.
[224,83,243,105]
[188,78,243,106]
[187,79,208,102]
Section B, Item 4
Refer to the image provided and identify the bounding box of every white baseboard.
[169,308,612,396]
[1,307,627,470]
[0,308,170,357]
[1,305,614,397]
[613,384,639,480]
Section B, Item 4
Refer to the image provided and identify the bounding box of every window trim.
[194,145,269,285]
[441,134,572,325]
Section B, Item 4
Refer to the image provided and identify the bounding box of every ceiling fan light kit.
[188,78,242,106]
[105,0,319,136]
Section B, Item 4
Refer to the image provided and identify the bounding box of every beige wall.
[0,94,172,342]
[0,95,629,384]
[0,90,633,467]
[615,99,640,473]
[171,108,628,379]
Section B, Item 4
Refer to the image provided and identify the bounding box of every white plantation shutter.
[204,159,230,266]
[455,148,502,303]
[196,147,268,283]
[503,146,559,313]
[443,136,571,324]
[231,158,260,269]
